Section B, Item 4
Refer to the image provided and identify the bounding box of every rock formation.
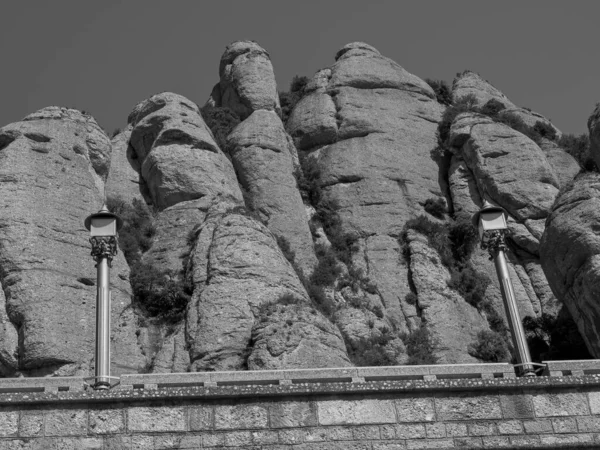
[541,173,600,356]
[0,107,145,377]
[0,39,593,377]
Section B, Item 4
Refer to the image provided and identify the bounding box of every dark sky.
[0,1,597,135]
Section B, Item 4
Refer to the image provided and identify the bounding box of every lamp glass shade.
[479,210,507,241]
[90,216,117,237]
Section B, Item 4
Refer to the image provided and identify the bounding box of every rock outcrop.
[452,71,515,107]
[540,173,600,357]
[208,40,281,120]
[287,42,445,341]
[450,112,559,221]
[186,206,350,371]
[0,107,144,376]
[227,110,317,275]
[210,41,316,275]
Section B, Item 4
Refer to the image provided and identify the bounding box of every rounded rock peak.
[219,40,270,77]
[127,92,199,126]
[23,106,97,125]
[335,42,381,61]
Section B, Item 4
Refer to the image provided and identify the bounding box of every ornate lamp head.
[472,200,508,242]
[84,204,123,266]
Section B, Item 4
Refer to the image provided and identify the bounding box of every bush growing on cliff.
[130,262,191,323]
[403,326,438,365]
[200,106,241,152]
[558,133,596,172]
[423,197,446,219]
[279,75,309,125]
[468,330,509,362]
[425,79,452,106]
[524,313,591,361]
[106,196,155,265]
[347,328,396,367]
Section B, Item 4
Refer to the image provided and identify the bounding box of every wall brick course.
[425,422,445,438]
[372,441,407,450]
[223,430,253,447]
[496,419,523,435]
[523,419,553,434]
[395,423,426,439]
[588,391,600,414]
[188,404,213,431]
[251,429,279,445]
[127,405,186,433]
[481,435,511,448]
[270,401,317,428]
[318,399,396,425]
[0,411,19,438]
[278,428,306,445]
[444,422,468,437]
[202,432,226,447]
[531,390,590,417]
[129,435,154,450]
[44,408,87,437]
[577,415,600,432]
[551,416,577,433]
[435,393,502,421]
[407,438,455,449]
[467,421,496,436]
[88,406,124,435]
[539,432,594,446]
[17,410,43,437]
[380,424,397,440]
[508,434,541,447]
[499,394,534,419]
[395,397,435,422]
[324,426,354,441]
[353,424,380,440]
[454,436,484,448]
[215,403,268,430]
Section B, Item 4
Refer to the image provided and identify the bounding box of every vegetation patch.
[279,75,309,125]
[524,313,591,362]
[423,197,446,219]
[200,106,241,152]
[558,133,596,172]
[346,327,397,367]
[425,79,452,106]
[107,196,191,323]
[403,326,438,365]
[402,214,490,309]
[468,329,509,362]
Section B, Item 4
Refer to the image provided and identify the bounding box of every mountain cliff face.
[0,41,595,377]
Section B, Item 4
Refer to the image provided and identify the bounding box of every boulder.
[0,108,145,376]
[227,110,317,275]
[453,112,558,221]
[538,139,580,190]
[212,41,280,120]
[248,301,351,370]
[540,172,600,356]
[499,107,561,139]
[129,92,242,210]
[452,71,515,108]
[186,210,349,371]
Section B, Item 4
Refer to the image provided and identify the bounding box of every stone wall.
[1,363,600,449]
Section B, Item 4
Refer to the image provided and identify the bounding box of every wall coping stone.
[0,372,600,407]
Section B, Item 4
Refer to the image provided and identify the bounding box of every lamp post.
[472,201,536,377]
[84,204,123,390]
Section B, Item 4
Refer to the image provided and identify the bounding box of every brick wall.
[1,364,600,449]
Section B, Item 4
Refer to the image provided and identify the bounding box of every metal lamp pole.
[472,201,536,377]
[84,204,123,390]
